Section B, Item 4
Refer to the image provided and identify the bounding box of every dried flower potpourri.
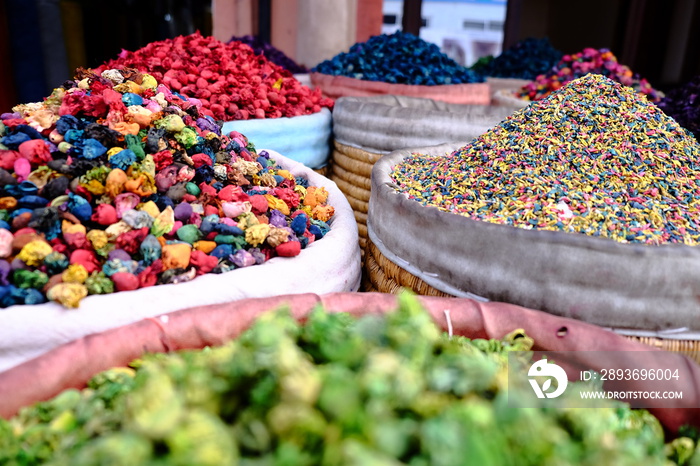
[313,31,484,85]
[0,69,334,308]
[392,74,700,245]
[657,75,700,142]
[96,32,332,121]
[470,37,563,80]
[0,293,680,465]
[229,35,308,74]
[517,48,662,102]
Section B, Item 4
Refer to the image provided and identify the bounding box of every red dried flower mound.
[96,32,333,121]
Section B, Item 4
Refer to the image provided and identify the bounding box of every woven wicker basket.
[329,141,381,251]
[363,237,452,298]
[330,96,517,255]
[365,235,700,364]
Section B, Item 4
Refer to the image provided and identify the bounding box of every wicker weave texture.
[330,141,383,247]
[365,236,700,363]
[364,238,452,297]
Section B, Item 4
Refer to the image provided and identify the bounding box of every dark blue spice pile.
[229,35,309,74]
[313,31,484,85]
[657,75,700,142]
[470,37,563,80]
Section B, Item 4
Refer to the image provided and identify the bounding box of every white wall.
[297,0,358,68]
[382,0,507,66]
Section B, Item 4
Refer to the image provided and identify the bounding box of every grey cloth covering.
[332,95,517,154]
[369,142,700,334]
[492,88,529,108]
[485,77,531,96]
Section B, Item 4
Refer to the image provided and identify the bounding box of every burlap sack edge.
[0,151,362,373]
[485,77,532,93]
[368,142,700,332]
[332,95,517,154]
[492,87,530,108]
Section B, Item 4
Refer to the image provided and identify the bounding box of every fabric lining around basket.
[368,141,700,338]
[330,96,517,253]
[332,95,517,155]
[0,151,362,373]
[365,233,700,364]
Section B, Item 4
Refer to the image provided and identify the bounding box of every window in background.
[382,0,507,67]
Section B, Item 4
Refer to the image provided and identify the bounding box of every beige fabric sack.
[492,88,530,108]
[0,151,362,373]
[332,94,517,154]
[369,142,700,336]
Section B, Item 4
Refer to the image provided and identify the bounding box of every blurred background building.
[382,0,507,67]
[1,0,698,112]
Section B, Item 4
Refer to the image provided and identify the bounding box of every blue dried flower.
[122,92,144,106]
[67,192,92,222]
[55,115,82,135]
[81,138,108,159]
[109,149,137,171]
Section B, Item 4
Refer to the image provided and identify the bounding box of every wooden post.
[257,0,271,43]
[502,0,523,50]
[296,0,357,68]
[356,0,383,43]
[270,0,299,62]
[212,0,254,42]
[0,0,18,112]
[402,0,422,35]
